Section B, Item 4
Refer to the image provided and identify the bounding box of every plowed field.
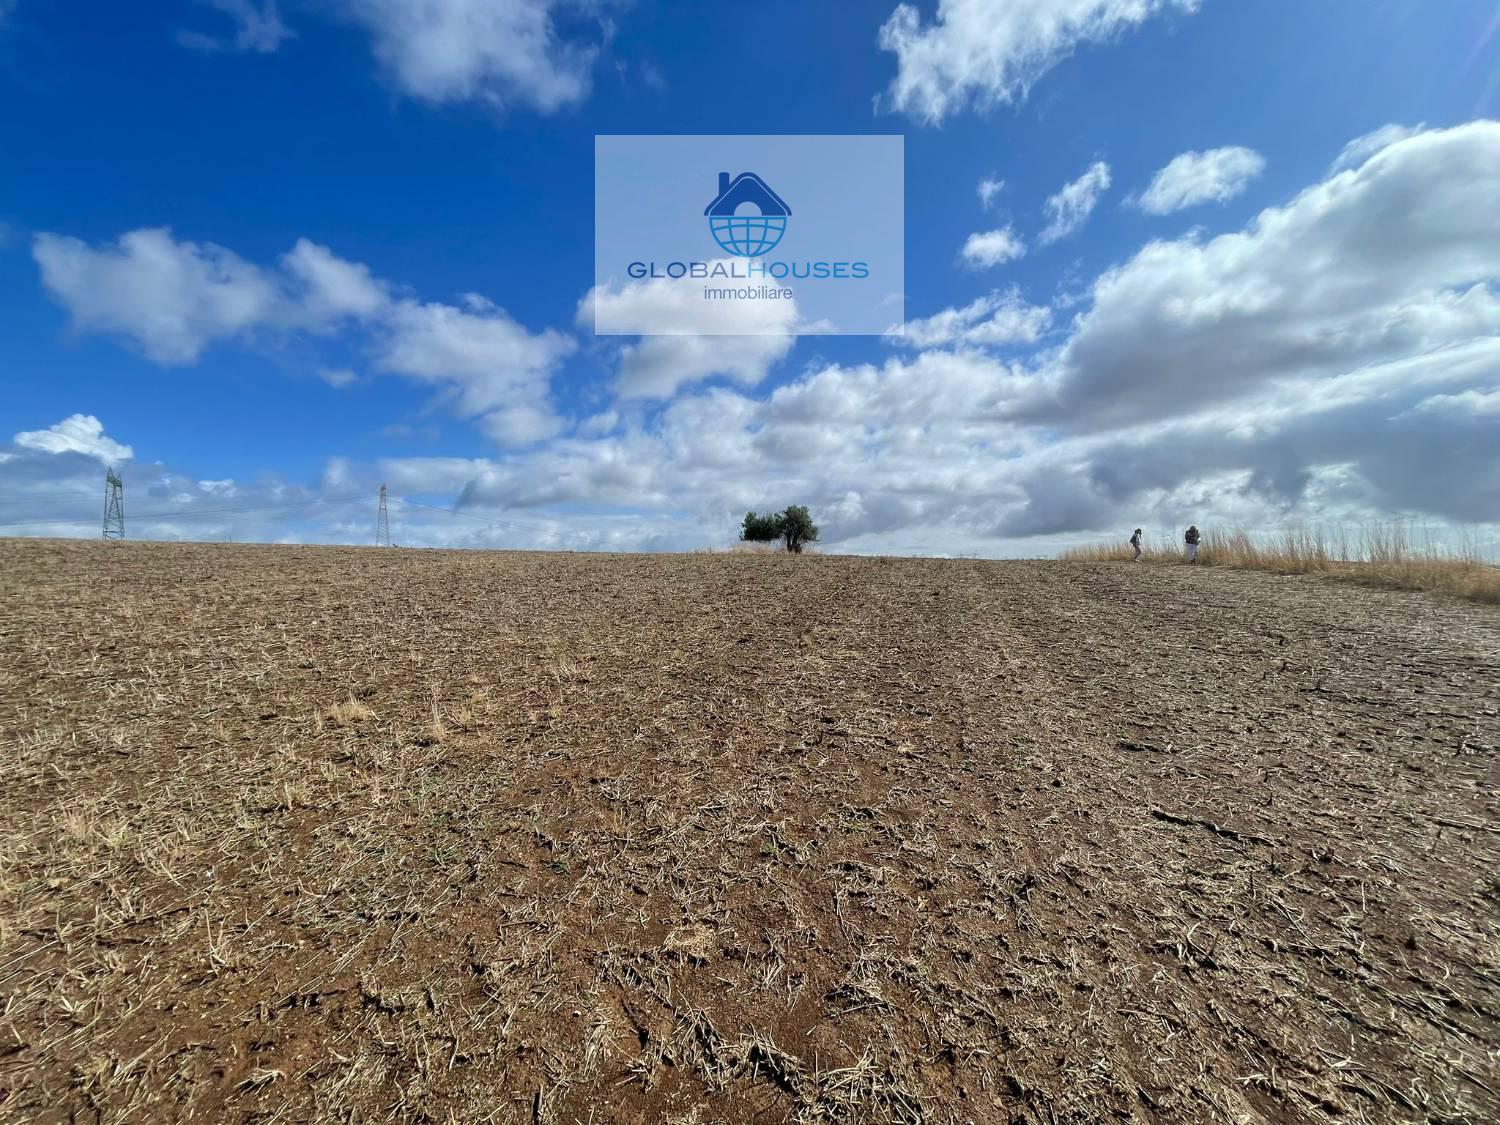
[2,539,1497,1123]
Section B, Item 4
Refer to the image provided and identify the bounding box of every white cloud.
[34,228,572,447]
[612,335,797,400]
[977,177,1004,208]
[1026,121,1500,431]
[32,230,395,364]
[338,0,603,112]
[33,228,284,364]
[889,288,1052,348]
[318,367,359,388]
[16,125,1500,558]
[31,230,391,364]
[1331,123,1425,173]
[1137,146,1265,214]
[580,269,799,399]
[377,294,564,395]
[14,415,133,463]
[377,294,574,444]
[879,0,1199,123]
[178,0,293,53]
[993,338,1500,534]
[402,121,1500,551]
[578,410,619,436]
[1040,160,1110,243]
[961,226,1026,267]
[479,403,565,446]
[1410,387,1500,418]
[282,239,389,323]
[584,264,801,338]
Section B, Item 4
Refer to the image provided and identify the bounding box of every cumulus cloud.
[879,0,1200,123]
[580,269,799,399]
[318,367,359,388]
[977,177,1004,208]
[995,339,1500,535]
[395,347,1040,551]
[14,414,133,462]
[889,288,1052,348]
[177,0,292,53]
[1331,123,1426,173]
[961,226,1026,267]
[611,335,797,400]
[30,229,283,366]
[34,228,284,364]
[337,0,605,112]
[377,294,575,443]
[1136,146,1265,214]
[1039,161,1110,244]
[30,230,396,363]
[396,121,1500,552]
[16,125,1499,558]
[1025,121,1500,430]
[175,0,613,114]
[282,238,389,322]
[34,228,572,447]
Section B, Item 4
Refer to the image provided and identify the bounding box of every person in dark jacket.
[1184,524,1201,563]
[1130,528,1143,562]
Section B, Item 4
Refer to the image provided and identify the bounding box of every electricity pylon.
[102,468,125,540]
[376,483,391,547]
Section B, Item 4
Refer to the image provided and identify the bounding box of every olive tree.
[778,505,818,554]
[739,506,819,553]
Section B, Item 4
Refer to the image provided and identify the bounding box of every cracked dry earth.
[1,539,1498,1124]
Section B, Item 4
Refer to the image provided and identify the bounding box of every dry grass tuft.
[324,696,376,726]
[1062,522,1500,602]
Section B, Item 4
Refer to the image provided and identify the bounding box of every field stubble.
[0,539,1497,1123]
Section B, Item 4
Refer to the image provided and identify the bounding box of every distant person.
[1184,524,1201,563]
[1130,528,1143,562]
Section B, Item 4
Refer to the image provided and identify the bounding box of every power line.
[397,499,558,534]
[0,483,563,543]
[0,494,100,506]
[0,493,369,531]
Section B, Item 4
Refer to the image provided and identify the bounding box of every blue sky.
[2,0,1498,553]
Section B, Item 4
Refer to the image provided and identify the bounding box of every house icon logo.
[705,171,791,257]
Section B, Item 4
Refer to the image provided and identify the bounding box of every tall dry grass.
[1061,523,1500,604]
[694,542,823,555]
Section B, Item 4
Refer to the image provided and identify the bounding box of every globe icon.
[709,213,787,257]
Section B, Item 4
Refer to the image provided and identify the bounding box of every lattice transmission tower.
[376,483,392,547]
[102,468,125,540]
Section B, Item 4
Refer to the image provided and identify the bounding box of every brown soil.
[1,538,1497,1124]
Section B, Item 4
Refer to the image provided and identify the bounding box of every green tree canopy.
[740,511,782,543]
[739,507,819,553]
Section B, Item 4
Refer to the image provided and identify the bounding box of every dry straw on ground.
[1,538,1497,1123]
